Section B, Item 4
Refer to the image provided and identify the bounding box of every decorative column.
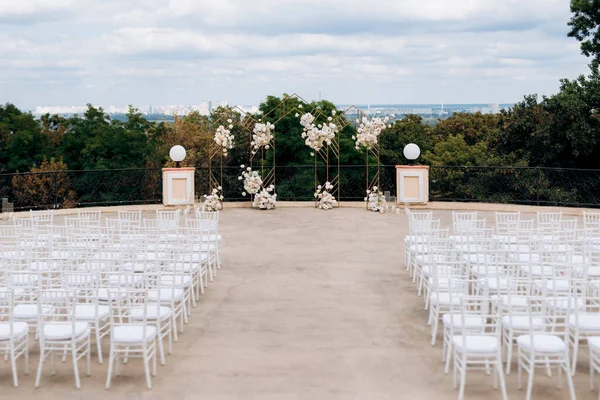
[396,165,429,205]
[162,167,195,206]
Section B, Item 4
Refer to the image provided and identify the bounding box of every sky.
[0,0,592,109]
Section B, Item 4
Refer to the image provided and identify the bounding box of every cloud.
[0,0,591,108]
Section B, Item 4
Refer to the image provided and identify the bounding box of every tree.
[11,157,77,209]
[422,135,488,166]
[379,115,434,165]
[433,112,499,146]
[568,0,600,64]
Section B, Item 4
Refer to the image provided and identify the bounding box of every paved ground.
[0,208,595,399]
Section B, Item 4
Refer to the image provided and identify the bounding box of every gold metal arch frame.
[206,106,249,208]
[338,106,381,209]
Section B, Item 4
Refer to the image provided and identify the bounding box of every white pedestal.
[396,165,429,204]
[162,167,195,206]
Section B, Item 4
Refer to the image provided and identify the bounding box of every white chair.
[516,296,576,400]
[35,289,92,389]
[67,266,110,364]
[451,297,507,400]
[106,287,157,390]
[0,290,29,387]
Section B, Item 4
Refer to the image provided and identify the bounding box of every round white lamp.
[403,143,420,164]
[169,145,186,168]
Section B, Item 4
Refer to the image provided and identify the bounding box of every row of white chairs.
[405,210,600,400]
[0,209,222,389]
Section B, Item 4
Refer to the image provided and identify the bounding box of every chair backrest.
[583,211,600,230]
[537,211,562,226]
[107,286,154,339]
[117,210,142,224]
[454,296,497,341]
[29,209,54,225]
[77,209,102,226]
[37,289,79,335]
[452,211,478,228]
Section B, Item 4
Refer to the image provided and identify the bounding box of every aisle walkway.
[7,208,595,399]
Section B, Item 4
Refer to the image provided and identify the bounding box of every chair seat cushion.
[517,334,566,353]
[452,335,499,354]
[0,322,28,340]
[75,304,110,321]
[430,292,463,305]
[14,304,53,319]
[129,306,171,321]
[43,322,89,341]
[113,325,157,343]
[501,316,544,330]
[568,313,600,331]
[147,288,184,302]
[442,314,486,328]
[160,275,192,287]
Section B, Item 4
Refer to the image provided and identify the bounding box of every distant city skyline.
[0,1,589,109]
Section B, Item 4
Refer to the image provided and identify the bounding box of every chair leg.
[86,335,91,376]
[72,342,81,389]
[158,330,166,366]
[564,356,576,400]
[525,358,535,400]
[458,355,467,400]
[143,351,152,389]
[572,332,580,376]
[105,350,114,389]
[35,346,45,388]
[497,358,508,400]
[505,332,513,374]
[95,322,103,364]
[10,348,18,387]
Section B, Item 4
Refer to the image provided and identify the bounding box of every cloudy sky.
[0,0,591,109]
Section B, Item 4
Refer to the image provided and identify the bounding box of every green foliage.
[568,0,600,64]
[422,135,488,166]
[0,103,51,173]
[379,115,433,165]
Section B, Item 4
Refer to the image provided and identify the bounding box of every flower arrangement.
[238,165,262,196]
[365,186,386,212]
[203,187,224,211]
[298,109,339,152]
[253,185,277,210]
[352,116,389,150]
[251,122,275,154]
[314,181,337,210]
[214,120,234,156]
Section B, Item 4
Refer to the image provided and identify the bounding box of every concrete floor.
[1,207,596,399]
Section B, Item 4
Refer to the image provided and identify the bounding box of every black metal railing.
[429,166,600,207]
[3,165,600,211]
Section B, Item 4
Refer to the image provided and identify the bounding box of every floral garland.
[314,181,337,210]
[365,186,386,212]
[214,119,234,156]
[203,187,223,211]
[297,108,339,152]
[253,185,277,210]
[352,116,389,150]
[251,122,275,155]
[238,165,262,196]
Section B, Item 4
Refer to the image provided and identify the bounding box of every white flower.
[238,176,243,180]
[252,122,274,151]
[214,125,234,151]
[310,152,314,156]
[227,119,232,123]
[298,104,303,109]
[220,195,224,200]
[295,113,299,117]
[218,186,222,190]
[247,167,252,171]
[328,117,332,121]
[242,192,246,196]
[332,110,337,115]
[240,164,245,168]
